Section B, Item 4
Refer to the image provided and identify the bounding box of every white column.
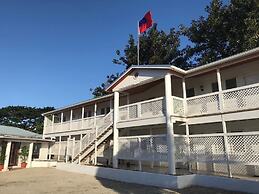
[27,142,34,168]
[217,68,232,177]
[182,77,187,116]
[60,112,64,131]
[113,91,119,168]
[217,69,224,112]
[52,114,54,133]
[58,136,61,161]
[3,141,11,171]
[69,109,73,130]
[94,103,97,165]
[72,137,75,160]
[66,136,70,163]
[43,116,47,139]
[182,77,191,171]
[165,73,176,175]
[48,143,52,160]
[138,137,142,171]
[79,134,83,163]
[81,107,85,129]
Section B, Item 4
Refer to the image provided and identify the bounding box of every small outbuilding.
[0,125,53,171]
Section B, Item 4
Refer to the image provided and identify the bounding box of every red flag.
[139,11,153,34]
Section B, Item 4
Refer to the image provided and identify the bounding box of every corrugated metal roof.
[0,125,42,139]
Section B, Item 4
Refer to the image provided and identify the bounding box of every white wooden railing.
[187,92,220,116]
[186,83,259,116]
[47,83,259,134]
[119,97,165,121]
[117,131,259,176]
[73,111,113,159]
[222,82,259,112]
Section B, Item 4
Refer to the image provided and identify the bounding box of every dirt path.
[0,168,246,194]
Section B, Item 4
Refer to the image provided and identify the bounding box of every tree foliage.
[0,106,54,134]
[113,24,187,69]
[181,0,259,65]
[91,0,259,97]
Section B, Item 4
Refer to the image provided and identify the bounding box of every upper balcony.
[117,82,259,126]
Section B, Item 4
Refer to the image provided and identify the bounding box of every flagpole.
[137,21,140,65]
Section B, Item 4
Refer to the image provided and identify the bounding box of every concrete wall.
[56,163,259,194]
[31,160,57,168]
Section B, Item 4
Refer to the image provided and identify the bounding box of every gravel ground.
[0,168,247,194]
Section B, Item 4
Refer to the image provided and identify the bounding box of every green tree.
[113,24,187,69]
[0,106,54,134]
[181,0,259,65]
[92,25,187,97]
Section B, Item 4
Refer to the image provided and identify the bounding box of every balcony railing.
[46,83,259,134]
[172,96,184,116]
[187,92,220,116]
[119,97,165,121]
[186,83,259,116]
[222,83,259,112]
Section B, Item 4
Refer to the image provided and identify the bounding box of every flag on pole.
[138,11,153,34]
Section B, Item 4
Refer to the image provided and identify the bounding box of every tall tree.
[181,0,259,65]
[0,106,54,134]
[113,24,187,69]
[91,25,187,97]
[91,0,259,97]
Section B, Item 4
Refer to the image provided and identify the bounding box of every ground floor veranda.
[0,138,52,171]
[48,118,259,180]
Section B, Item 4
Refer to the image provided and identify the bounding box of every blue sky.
[0,0,213,108]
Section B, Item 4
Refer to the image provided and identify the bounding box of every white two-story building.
[42,47,259,178]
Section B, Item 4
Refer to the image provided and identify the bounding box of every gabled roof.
[105,65,184,92]
[42,93,113,116]
[0,125,42,139]
[43,47,259,116]
[106,47,259,91]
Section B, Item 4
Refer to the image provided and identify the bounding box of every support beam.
[66,136,71,163]
[164,73,176,175]
[217,68,232,178]
[182,77,187,116]
[113,91,119,168]
[81,107,85,129]
[27,142,34,168]
[79,134,83,163]
[43,116,47,139]
[48,143,52,160]
[94,103,97,165]
[3,141,11,171]
[58,136,61,161]
[69,109,73,130]
[52,114,54,133]
[138,137,142,171]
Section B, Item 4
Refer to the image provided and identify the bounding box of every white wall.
[114,69,169,91]
[39,142,49,160]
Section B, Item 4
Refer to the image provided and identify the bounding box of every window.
[84,110,92,118]
[106,107,110,113]
[211,82,219,92]
[101,108,106,115]
[186,88,195,97]
[225,78,237,89]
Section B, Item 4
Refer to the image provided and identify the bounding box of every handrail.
[187,91,220,101]
[119,96,165,109]
[73,110,113,160]
[222,82,259,93]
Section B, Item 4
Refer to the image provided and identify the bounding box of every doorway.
[9,142,21,166]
